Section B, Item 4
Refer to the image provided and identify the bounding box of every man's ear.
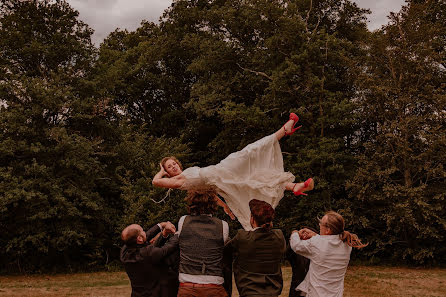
[136,235,145,244]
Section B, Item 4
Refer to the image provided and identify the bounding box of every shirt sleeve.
[145,224,162,242]
[290,232,318,259]
[154,231,169,247]
[176,215,186,235]
[222,220,229,243]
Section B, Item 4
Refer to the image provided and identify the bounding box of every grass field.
[0,266,445,297]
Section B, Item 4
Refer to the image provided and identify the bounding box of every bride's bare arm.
[214,195,235,220]
[152,164,186,189]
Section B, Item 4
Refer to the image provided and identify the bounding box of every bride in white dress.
[152,113,314,230]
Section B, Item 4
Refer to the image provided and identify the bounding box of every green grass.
[0,266,445,297]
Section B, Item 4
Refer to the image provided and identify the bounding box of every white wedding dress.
[180,134,295,230]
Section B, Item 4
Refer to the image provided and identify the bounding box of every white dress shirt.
[290,233,352,297]
[177,215,229,285]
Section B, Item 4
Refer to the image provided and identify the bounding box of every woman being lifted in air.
[152,112,314,230]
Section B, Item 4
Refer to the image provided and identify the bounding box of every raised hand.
[159,163,169,177]
[161,221,176,237]
[298,228,317,240]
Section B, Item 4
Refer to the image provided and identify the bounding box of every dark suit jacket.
[228,228,286,297]
[155,234,180,297]
[223,242,233,297]
[120,225,179,297]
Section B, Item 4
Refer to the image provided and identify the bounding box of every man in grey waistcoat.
[176,190,229,297]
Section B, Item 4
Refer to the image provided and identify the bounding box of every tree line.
[0,0,444,272]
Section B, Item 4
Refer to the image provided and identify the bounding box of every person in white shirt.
[290,211,367,297]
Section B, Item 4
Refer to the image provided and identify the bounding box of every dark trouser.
[177,284,228,297]
[286,244,310,297]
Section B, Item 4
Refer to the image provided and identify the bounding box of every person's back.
[298,235,351,297]
[232,228,286,297]
[179,215,225,278]
[177,190,229,297]
[229,199,286,297]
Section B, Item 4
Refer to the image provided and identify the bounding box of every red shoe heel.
[293,178,314,196]
[283,113,302,136]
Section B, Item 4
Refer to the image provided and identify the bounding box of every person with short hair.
[290,211,367,297]
[120,222,178,297]
[177,190,230,297]
[228,199,286,297]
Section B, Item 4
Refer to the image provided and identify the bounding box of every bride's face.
[164,159,182,177]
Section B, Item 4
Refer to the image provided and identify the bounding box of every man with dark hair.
[120,222,178,297]
[227,199,286,297]
[177,190,229,297]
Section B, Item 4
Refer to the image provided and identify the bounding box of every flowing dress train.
[180,134,295,230]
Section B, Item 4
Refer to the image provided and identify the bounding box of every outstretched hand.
[161,221,176,237]
[213,195,235,220]
[224,205,236,220]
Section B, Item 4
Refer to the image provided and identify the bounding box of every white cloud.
[67,0,407,45]
[354,0,406,30]
[68,0,173,44]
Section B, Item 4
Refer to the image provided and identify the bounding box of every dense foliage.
[0,0,444,272]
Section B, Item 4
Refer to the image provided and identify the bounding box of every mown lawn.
[0,266,445,297]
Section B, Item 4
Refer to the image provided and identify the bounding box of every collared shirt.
[177,215,229,285]
[290,233,352,297]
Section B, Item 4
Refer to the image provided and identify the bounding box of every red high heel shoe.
[293,178,314,196]
[283,113,302,136]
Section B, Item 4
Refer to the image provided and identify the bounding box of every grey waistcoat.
[179,215,224,277]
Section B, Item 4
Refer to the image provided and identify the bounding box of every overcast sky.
[68,0,407,45]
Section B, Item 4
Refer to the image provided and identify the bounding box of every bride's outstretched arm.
[152,164,185,189]
[214,194,235,220]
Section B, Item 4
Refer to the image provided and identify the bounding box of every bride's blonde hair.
[161,156,183,171]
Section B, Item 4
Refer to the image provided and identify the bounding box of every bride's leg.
[275,118,295,141]
[285,178,314,195]
[275,113,301,141]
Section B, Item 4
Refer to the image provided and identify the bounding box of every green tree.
[347,0,446,264]
[158,0,370,232]
[0,0,113,271]
[94,20,196,138]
